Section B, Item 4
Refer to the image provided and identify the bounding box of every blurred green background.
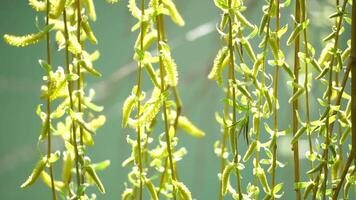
[0,0,354,199]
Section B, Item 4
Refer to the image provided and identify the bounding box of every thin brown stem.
[227,0,243,197]
[271,1,280,197]
[46,0,57,199]
[332,153,353,199]
[63,7,81,191]
[292,0,301,199]
[156,1,177,199]
[135,0,146,199]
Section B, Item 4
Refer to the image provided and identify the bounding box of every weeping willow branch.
[45,0,57,199]
[63,7,82,191]
[292,0,301,199]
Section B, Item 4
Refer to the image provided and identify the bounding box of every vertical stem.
[227,0,243,198]
[351,0,356,167]
[75,0,85,187]
[332,153,353,199]
[292,0,301,199]
[156,1,177,199]
[300,0,314,179]
[46,1,57,199]
[320,2,347,199]
[63,7,81,191]
[135,0,146,199]
[271,0,280,196]
[254,2,273,199]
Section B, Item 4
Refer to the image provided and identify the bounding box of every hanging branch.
[292,0,301,199]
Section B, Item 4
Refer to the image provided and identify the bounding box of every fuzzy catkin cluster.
[211,0,355,200]
[3,0,356,199]
[121,0,205,199]
[4,0,115,199]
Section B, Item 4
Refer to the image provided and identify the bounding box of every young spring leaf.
[84,0,97,21]
[21,157,47,188]
[85,165,105,193]
[236,11,254,29]
[162,0,185,26]
[145,179,159,200]
[4,24,54,47]
[62,152,73,184]
[256,167,270,193]
[291,126,307,145]
[41,171,65,192]
[288,88,305,103]
[82,16,98,44]
[243,140,257,162]
[177,116,206,138]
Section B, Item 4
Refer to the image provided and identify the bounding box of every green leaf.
[38,59,52,72]
[145,179,159,200]
[40,171,65,192]
[91,160,111,171]
[61,152,73,184]
[84,0,97,21]
[4,24,54,47]
[243,140,257,162]
[287,23,302,46]
[21,157,47,188]
[121,188,133,200]
[257,167,270,193]
[162,0,185,26]
[214,0,229,11]
[78,59,101,77]
[291,126,307,145]
[236,11,254,29]
[85,165,105,193]
[281,62,295,79]
[307,162,324,175]
[82,16,98,44]
[259,14,268,35]
[288,88,305,103]
[178,116,205,138]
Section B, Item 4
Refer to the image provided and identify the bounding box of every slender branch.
[46,0,57,199]
[271,0,280,196]
[292,0,301,199]
[300,0,314,180]
[332,153,354,199]
[254,2,274,199]
[156,1,177,199]
[351,0,356,168]
[310,1,348,199]
[63,7,81,191]
[75,0,86,188]
[227,0,243,198]
[135,0,146,199]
